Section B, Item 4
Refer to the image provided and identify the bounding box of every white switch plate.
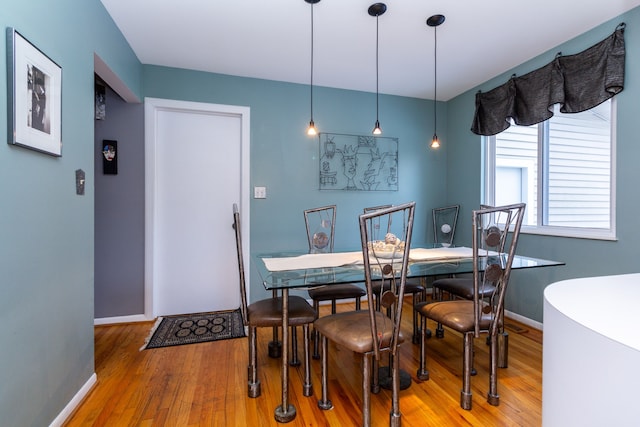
[254,186,267,199]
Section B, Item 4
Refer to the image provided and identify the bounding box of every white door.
[145,98,250,317]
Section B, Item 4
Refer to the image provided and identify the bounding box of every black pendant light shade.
[369,3,386,135]
[428,14,445,149]
[368,2,387,17]
[306,0,321,136]
[427,14,445,27]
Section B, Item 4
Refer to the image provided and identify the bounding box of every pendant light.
[368,3,387,135]
[305,0,321,136]
[427,14,445,149]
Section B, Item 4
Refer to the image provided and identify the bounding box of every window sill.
[521,225,617,241]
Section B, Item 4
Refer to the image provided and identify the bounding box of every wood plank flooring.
[64,298,542,426]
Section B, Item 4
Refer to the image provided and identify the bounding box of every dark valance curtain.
[471,23,626,136]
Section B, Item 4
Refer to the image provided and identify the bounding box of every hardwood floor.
[64,299,542,426]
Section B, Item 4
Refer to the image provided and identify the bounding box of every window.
[484,99,616,240]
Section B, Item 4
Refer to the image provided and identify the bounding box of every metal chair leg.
[492,308,509,367]
[302,324,313,396]
[435,288,445,338]
[431,278,439,301]
[498,331,509,368]
[312,300,321,360]
[363,354,372,427]
[371,354,380,394]
[268,290,282,358]
[268,326,282,358]
[389,352,401,427]
[461,332,473,410]
[487,332,500,406]
[417,316,429,380]
[412,291,423,344]
[289,326,300,366]
[317,335,333,410]
[471,347,477,376]
[248,326,261,398]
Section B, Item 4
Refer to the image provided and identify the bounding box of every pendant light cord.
[310,3,315,122]
[376,14,380,122]
[368,3,386,134]
[433,25,437,134]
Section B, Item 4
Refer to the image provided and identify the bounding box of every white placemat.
[263,251,363,272]
[408,246,475,261]
[262,247,493,272]
[409,246,500,261]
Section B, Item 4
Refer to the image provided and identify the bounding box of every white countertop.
[544,272,640,351]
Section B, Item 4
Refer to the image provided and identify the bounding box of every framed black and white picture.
[7,28,62,156]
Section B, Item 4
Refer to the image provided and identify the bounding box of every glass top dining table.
[251,245,564,423]
[254,246,564,290]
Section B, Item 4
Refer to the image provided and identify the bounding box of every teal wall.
[0,1,141,425]
[143,66,447,301]
[3,0,640,424]
[446,9,640,322]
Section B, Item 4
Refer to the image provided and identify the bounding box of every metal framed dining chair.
[315,202,415,427]
[428,204,461,337]
[415,203,525,410]
[232,204,317,398]
[431,204,511,361]
[433,204,460,247]
[364,205,426,344]
[304,205,366,359]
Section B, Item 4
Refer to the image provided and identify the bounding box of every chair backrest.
[232,203,249,327]
[304,205,336,253]
[363,205,392,242]
[359,202,415,360]
[363,205,393,214]
[432,205,459,247]
[471,203,526,337]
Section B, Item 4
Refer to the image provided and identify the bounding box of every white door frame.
[144,97,250,318]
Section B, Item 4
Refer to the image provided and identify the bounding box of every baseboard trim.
[505,309,543,331]
[94,314,152,325]
[49,373,97,427]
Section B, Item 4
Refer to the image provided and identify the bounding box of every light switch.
[75,169,85,195]
[254,186,267,199]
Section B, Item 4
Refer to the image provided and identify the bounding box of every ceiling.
[100,0,640,101]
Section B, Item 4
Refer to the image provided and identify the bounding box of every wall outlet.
[254,186,267,199]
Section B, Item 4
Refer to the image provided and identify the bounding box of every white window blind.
[488,99,615,239]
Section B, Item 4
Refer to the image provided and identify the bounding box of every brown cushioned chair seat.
[415,300,493,332]
[308,284,365,301]
[432,278,495,300]
[248,296,317,327]
[314,310,405,354]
